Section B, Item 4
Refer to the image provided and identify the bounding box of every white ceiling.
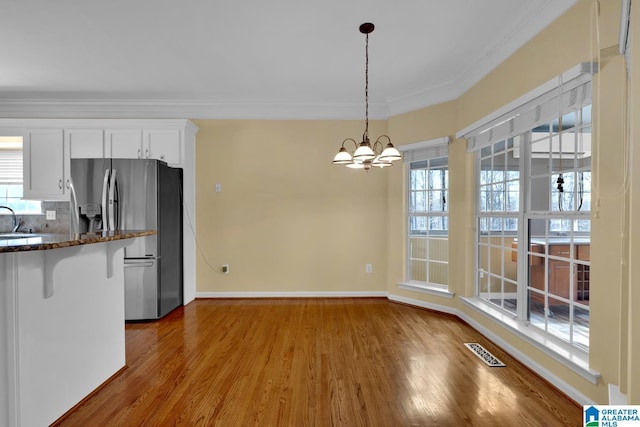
[0,0,576,119]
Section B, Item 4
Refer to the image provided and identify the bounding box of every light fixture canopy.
[331,22,401,171]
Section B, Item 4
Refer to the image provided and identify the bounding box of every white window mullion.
[517,131,531,323]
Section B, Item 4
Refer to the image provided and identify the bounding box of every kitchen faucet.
[0,205,20,232]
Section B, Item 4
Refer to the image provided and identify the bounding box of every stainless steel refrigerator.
[70,158,183,321]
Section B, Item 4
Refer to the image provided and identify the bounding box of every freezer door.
[70,158,111,234]
[158,163,183,315]
[124,258,159,320]
[113,159,159,258]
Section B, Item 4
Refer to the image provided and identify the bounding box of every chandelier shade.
[353,140,376,161]
[332,22,401,171]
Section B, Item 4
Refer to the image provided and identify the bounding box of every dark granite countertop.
[0,230,156,253]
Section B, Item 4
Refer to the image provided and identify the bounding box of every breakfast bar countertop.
[0,229,157,253]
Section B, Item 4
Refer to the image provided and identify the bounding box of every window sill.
[398,281,455,299]
[459,296,600,384]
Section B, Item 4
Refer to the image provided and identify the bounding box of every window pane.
[530,176,550,211]
[408,157,449,286]
[479,185,490,212]
[480,159,492,184]
[410,217,426,235]
[429,238,448,262]
[411,169,426,190]
[429,191,444,211]
[410,260,427,282]
[429,170,444,190]
[491,183,505,211]
[428,262,447,286]
[545,297,571,343]
[410,191,426,212]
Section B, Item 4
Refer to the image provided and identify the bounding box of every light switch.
[215,183,222,193]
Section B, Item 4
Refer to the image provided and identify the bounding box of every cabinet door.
[66,129,105,158]
[23,129,67,200]
[107,129,143,159]
[548,260,572,300]
[143,129,182,165]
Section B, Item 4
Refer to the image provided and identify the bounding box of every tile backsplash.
[0,201,70,234]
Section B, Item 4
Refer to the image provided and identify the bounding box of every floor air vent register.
[464,343,506,367]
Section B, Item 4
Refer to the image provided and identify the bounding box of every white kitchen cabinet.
[106,129,143,160]
[143,129,182,165]
[108,128,181,165]
[22,129,70,200]
[66,129,107,158]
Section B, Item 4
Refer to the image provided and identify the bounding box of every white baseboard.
[196,291,388,299]
[387,293,458,315]
[608,384,628,404]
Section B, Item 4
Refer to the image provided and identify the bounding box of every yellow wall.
[193,0,636,404]
[193,120,389,294]
[384,0,632,404]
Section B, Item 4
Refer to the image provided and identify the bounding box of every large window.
[464,66,593,353]
[0,136,41,215]
[526,104,591,351]
[477,138,520,315]
[409,157,449,286]
[402,137,450,290]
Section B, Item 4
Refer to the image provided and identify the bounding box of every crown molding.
[386,0,577,116]
[0,99,390,121]
[385,80,459,116]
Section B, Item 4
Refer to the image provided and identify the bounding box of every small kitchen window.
[0,136,42,215]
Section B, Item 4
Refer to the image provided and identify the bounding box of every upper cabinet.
[23,129,69,200]
[0,119,195,201]
[106,129,143,159]
[108,128,181,165]
[144,129,181,165]
[67,129,107,159]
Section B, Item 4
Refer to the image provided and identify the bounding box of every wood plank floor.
[54,298,582,426]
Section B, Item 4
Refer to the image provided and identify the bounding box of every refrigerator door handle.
[124,259,155,268]
[101,169,110,231]
[108,169,118,231]
[69,177,79,234]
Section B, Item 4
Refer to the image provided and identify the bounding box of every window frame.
[0,136,42,216]
[398,137,454,297]
[473,109,592,353]
[407,156,450,287]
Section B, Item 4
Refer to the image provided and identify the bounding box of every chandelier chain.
[331,22,402,170]
[364,32,369,139]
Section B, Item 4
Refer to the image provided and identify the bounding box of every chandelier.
[332,22,401,171]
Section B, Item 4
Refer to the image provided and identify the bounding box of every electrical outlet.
[45,210,56,220]
[365,264,373,273]
[222,264,229,274]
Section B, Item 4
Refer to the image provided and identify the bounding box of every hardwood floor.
[54,298,581,426]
